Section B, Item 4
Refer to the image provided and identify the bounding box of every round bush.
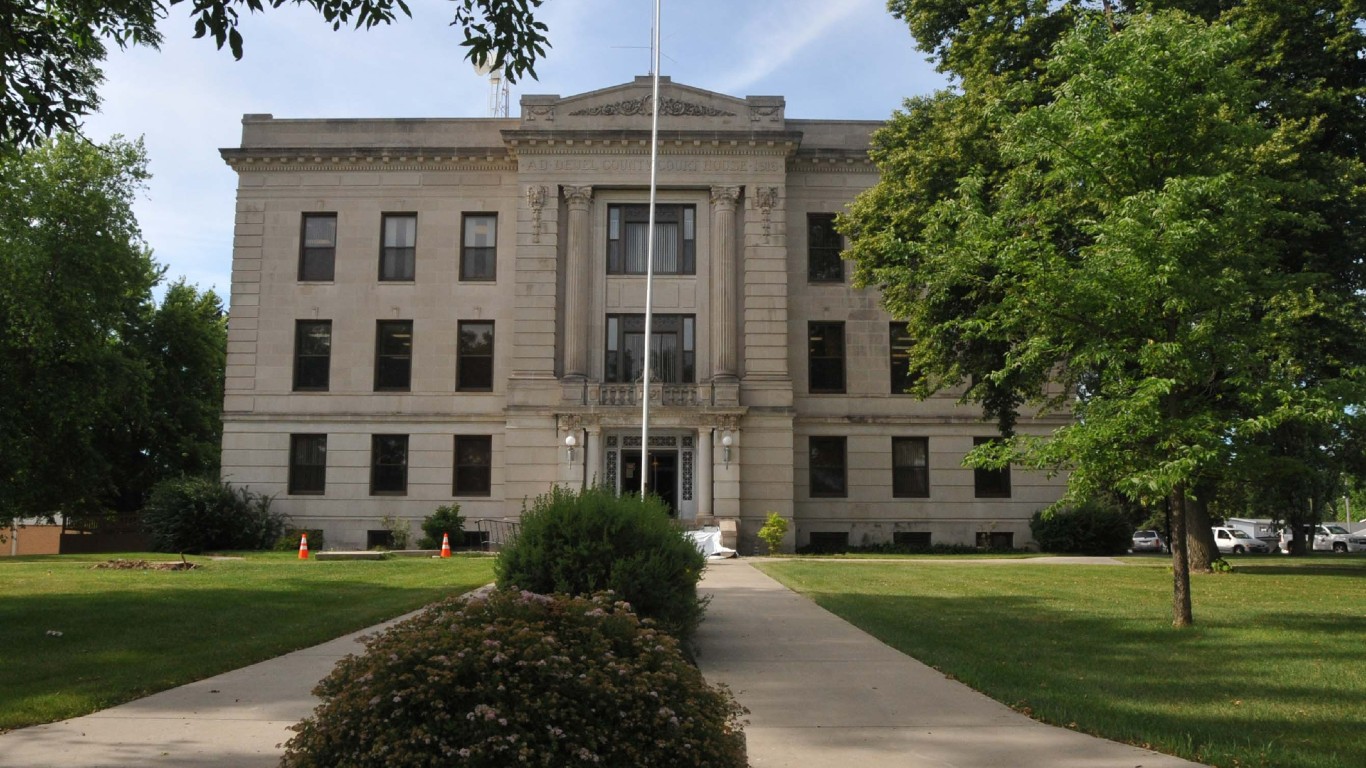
[141,476,286,553]
[495,486,707,641]
[1029,501,1132,555]
[280,590,747,768]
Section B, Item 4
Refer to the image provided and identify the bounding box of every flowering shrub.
[495,486,707,641]
[280,590,747,768]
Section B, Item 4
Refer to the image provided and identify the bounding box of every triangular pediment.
[519,77,784,131]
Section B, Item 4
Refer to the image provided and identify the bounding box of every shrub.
[142,476,287,553]
[756,512,788,554]
[495,486,707,641]
[280,590,747,768]
[418,504,465,549]
[1030,501,1132,555]
[273,528,325,553]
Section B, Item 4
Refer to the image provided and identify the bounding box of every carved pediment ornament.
[749,104,783,123]
[526,185,548,243]
[569,95,736,118]
[753,186,780,244]
[525,104,555,122]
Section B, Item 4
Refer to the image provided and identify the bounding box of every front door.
[621,449,679,516]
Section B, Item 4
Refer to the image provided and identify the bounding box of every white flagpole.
[639,0,662,500]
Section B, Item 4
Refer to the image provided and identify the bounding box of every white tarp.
[686,528,737,559]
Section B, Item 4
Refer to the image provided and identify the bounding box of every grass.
[758,555,1366,768]
[0,551,495,732]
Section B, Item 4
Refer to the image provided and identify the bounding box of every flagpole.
[640,0,662,500]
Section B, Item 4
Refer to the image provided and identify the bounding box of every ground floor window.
[453,435,492,496]
[808,436,847,497]
[370,434,408,495]
[892,437,929,498]
[973,437,1011,498]
[288,434,327,494]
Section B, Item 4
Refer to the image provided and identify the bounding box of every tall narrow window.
[370,434,408,495]
[605,314,694,383]
[460,213,497,281]
[890,322,919,394]
[293,320,331,391]
[808,321,845,393]
[457,321,494,391]
[454,435,492,496]
[973,437,1012,498]
[892,437,930,498]
[375,320,413,391]
[379,213,416,281]
[288,434,327,494]
[808,213,843,283]
[607,204,695,275]
[299,214,336,281]
[809,436,847,498]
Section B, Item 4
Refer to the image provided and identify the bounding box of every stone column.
[698,428,714,519]
[562,185,594,379]
[710,186,740,380]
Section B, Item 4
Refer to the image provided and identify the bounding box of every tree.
[0,0,549,148]
[0,134,160,523]
[846,9,1366,626]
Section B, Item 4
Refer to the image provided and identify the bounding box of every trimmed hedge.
[280,590,747,768]
[141,476,286,553]
[1029,501,1132,555]
[494,486,707,641]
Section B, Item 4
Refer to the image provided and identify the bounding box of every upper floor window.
[380,213,416,281]
[299,214,336,281]
[809,436,847,498]
[808,321,845,394]
[605,314,695,383]
[461,213,497,281]
[892,437,930,498]
[457,320,494,391]
[454,435,493,496]
[288,434,327,495]
[370,434,408,495]
[293,320,331,391]
[808,213,843,283]
[890,322,919,395]
[607,204,695,275]
[375,320,413,391]
[973,436,1012,498]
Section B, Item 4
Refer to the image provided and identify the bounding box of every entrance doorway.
[621,449,679,516]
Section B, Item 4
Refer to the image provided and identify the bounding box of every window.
[461,213,497,281]
[454,435,492,496]
[607,204,696,275]
[973,437,1012,498]
[605,314,695,383]
[457,321,494,391]
[370,434,408,494]
[288,434,327,494]
[808,213,843,283]
[892,437,930,498]
[375,320,413,391]
[809,436,847,498]
[894,531,932,548]
[808,322,845,393]
[976,531,1015,549]
[299,214,336,281]
[293,320,331,391]
[806,531,850,553]
[379,213,416,281]
[890,322,919,394]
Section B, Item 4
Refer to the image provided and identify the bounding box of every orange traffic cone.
[298,533,309,560]
[440,532,452,558]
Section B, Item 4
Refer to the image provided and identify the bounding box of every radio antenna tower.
[472,57,510,117]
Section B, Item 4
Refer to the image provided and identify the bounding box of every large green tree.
[0,0,549,148]
[846,6,1366,626]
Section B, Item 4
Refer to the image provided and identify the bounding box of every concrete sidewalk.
[0,559,1204,767]
[694,558,1203,767]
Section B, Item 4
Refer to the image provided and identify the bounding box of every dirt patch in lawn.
[90,558,199,571]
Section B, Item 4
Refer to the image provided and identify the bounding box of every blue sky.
[81,0,948,299]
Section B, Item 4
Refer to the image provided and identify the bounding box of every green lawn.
[0,552,495,732]
[759,556,1366,768]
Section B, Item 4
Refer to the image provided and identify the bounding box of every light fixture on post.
[721,433,733,468]
[565,434,578,463]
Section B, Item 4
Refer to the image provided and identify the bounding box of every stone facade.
[219,77,1068,552]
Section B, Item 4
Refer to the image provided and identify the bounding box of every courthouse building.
[219,76,1068,552]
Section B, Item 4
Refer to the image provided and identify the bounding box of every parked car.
[1211,526,1271,554]
[1279,524,1366,554]
[1131,529,1166,553]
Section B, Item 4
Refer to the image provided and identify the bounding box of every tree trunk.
[1185,493,1217,571]
[1169,484,1194,627]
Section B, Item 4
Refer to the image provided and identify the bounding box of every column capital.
[710,185,741,209]
[563,185,594,209]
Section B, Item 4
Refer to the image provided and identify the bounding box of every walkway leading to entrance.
[694,559,1204,768]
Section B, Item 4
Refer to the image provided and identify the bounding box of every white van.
[1211,526,1271,554]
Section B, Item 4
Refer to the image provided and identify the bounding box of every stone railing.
[597,383,710,407]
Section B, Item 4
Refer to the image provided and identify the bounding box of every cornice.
[220,147,514,173]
